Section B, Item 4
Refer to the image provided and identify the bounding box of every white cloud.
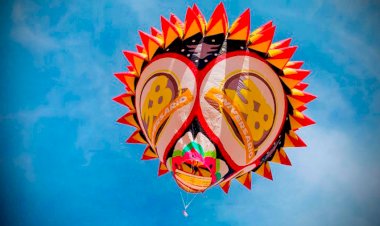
[14,152,36,182]
[319,27,380,82]
[296,126,380,202]
[9,0,136,164]
[369,89,380,116]
[11,1,59,56]
[214,124,380,225]
[306,69,355,124]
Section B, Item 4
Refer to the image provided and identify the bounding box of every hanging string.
[180,190,186,207]
[179,190,199,217]
[184,193,198,209]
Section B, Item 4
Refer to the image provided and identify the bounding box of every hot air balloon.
[114,3,315,195]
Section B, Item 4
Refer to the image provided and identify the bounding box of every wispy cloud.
[11,1,60,58]
[9,0,138,164]
[13,152,35,182]
[214,124,380,226]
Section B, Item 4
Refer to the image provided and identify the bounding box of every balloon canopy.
[114,3,315,193]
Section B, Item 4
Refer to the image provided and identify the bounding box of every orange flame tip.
[206,2,228,36]
[126,130,147,144]
[286,61,304,69]
[158,162,169,176]
[236,172,252,190]
[294,82,308,91]
[267,46,298,70]
[112,93,134,110]
[251,21,273,35]
[270,38,292,49]
[219,180,231,193]
[297,105,308,112]
[183,7,203,40]
[123,50,147,75]
[289,111,315,130]
[114,72,136,93]
[271,148,292,166]
[150,26,163,39]
[248,26,275,53]
[284,130,307,147]
[228,9,250,42]
[117,112,139,128]
[289,89,316,104]
[161,16,181,49]
[255,162,273,180]
[141,146,158,160]
[139,31,163,61]
[136,44,145,54]
[192,4,206,32]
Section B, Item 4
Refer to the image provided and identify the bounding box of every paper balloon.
[114,3,315,193]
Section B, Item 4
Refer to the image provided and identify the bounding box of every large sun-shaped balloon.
[114,3,315,193]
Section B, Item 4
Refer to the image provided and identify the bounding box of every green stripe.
[182,141,204,156]
[173,150,183,157]
[203,150,216,158]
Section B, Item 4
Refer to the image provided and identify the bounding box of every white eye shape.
[199,53,287,167]
[135,54,197,161]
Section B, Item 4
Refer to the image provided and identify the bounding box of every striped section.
[127,130,147,144]
[117,111,139,128]
[141,146,158,160]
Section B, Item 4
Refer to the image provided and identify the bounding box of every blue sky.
[1,0,380,225]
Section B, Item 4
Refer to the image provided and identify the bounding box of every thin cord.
[185,193,198,209]
[179,190,186,208]
[180,190,199,210]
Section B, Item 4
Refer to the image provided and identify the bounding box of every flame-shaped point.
[206,2,228,37]
[228,9,250,42]
[236,172,252,190]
